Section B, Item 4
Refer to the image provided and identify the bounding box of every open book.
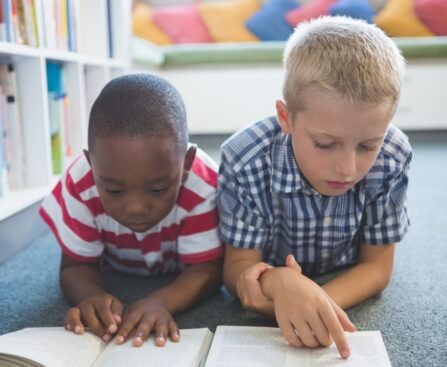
[0,326,392,367]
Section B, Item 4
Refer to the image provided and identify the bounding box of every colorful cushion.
[152,4,213,44]
[285,0,336,27]
[374,0,434,37]
[132,3,172,45]
[414,0,447,36]
[245,0,297,41]
[368,0,387,11]
[198,0,261,42]
[246,0,297,41]
[329,0,376,23]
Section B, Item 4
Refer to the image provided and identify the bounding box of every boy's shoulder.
[188,146,218,189]
[366,124,412,187]
[221,116,282,171]
[380,124,412,164]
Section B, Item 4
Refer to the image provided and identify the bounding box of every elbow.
[375,268,393,294]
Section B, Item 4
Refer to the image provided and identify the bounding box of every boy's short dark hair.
[88,73,188,152]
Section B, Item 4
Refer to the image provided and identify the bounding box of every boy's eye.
[148,188,168,195]
[358,144,377,152]
[313,141,335,150]
[105,189,124,195]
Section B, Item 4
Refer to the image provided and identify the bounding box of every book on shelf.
[0,63,26,190]
[0,0,38,46]
[47,61,70,175]
[0,326,392,367]
[41,0,78,51]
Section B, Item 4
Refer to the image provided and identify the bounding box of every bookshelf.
[0,0,131,222]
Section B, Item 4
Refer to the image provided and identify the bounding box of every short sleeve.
[39,161,105,262]
[177,199,223,264]
[360,151,412,245]
[217,147,269,249]
[176,154,224,264]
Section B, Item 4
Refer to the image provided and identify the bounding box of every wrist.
[261,267,301,299]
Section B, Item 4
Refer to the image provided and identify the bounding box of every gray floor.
[0,131,446,367]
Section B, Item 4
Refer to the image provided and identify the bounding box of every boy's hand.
[236,255,301,313]
[64,293,123,341]
[115,298,179,347]
[262,264,356,359]
[236,262,273,311]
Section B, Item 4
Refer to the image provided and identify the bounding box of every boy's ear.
[83,149,91,166]
[276,100,292,135]
[182,144,197,183]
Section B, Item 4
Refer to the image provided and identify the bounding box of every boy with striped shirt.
[40,74,223,347]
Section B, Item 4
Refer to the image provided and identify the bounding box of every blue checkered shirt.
[218,117,412,276]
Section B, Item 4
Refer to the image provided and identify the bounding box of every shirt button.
[323,216,332,225]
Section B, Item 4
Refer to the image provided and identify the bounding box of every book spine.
[4,0,13,43]
[0,0,5,42]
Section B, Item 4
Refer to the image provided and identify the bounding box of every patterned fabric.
[40,148,223,276]
[218,117,412,276]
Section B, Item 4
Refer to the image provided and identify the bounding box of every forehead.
[90,135,183,180]
[296,95,392,140]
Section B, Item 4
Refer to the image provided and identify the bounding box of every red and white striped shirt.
[39,148,224,276]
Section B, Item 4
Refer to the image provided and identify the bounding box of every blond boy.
[218,16,411,359]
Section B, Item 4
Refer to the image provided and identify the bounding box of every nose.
[335,149,356,178]
[124,195,148,216]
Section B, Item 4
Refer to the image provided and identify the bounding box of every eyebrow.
[99,176,123,185]
[311,132,384,143]
[99,176,174,185]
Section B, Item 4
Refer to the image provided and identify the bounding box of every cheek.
[97,193,120,216]
[357,153,378,175]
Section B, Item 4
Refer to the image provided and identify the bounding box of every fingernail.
[103,334,111,341]
[342,350,350,359]
[157,335,165,343]
[116,336,124,344]
[290,255,296,263]
[74,325,82,333]
[114,314,122,323]
[108,324,117,333]
[133,336,142,346]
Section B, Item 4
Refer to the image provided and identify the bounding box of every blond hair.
[283,16,405,116]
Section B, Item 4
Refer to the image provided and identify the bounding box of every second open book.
[0,326,392,367]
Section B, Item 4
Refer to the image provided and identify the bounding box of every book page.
[204,326,391,367]
[92,328,213,367]
[0,327,106,367]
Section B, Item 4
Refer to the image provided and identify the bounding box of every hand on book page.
[63,293,123,342]
[114,298,180,347]
[261,262,356,359]
[204,326,392,367]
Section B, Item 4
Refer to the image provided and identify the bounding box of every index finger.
[319,306,350,359]
[96,301,119,334]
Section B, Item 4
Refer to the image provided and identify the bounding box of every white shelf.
[0,0,131,222]
[0,184,51,222]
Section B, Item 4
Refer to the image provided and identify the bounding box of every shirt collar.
[270,132,319,196]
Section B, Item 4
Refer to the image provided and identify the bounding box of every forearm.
[147,258,223,315]
[322,262,392,309]
[60,264,106,305]
[223,258,258,298]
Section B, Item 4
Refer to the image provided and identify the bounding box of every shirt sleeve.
[176,159,224,264]
[217,148,269,250]
[39,167,105,262]
[360,151,412,245]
